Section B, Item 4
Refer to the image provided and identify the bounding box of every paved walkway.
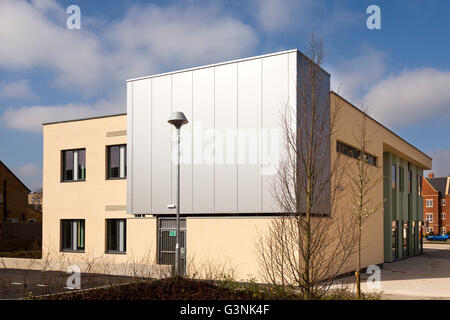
[336,243,450,299]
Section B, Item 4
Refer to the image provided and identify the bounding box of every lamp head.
[168,111,188,128]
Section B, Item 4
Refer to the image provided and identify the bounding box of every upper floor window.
[442,199,446,207]
[107,145,127,179]
[417,175,423,196]
[426,213,433,223]
[399,167,404,192]
[392,165,397,190]
[61,219,85,252]
[426,199,433,208]
[442,212,446,220]
[336,141,377,166]
[62,149,86,181]
[408,170,412,194]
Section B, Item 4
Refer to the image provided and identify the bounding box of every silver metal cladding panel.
[127,51,303,214]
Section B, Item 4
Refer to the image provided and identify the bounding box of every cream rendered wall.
[42,115,157,264]
[330,93,431,269]
[186,217,273,281]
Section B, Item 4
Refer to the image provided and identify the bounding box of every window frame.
[426,213,433,223]
[336,141,377,167]
[106,144,127,180]
[442,199,446,207]
[392,164,397,190]
[61,148,86,182]
[426,199,433,208]
[106,219,127,254]
[60,219,85,252]
[417,175,423,196]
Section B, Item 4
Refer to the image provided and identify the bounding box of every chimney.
[428,172,434,178]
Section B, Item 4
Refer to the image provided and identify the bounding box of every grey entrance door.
[158,218,186,272]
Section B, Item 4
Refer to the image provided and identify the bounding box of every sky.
[0,0,449,190]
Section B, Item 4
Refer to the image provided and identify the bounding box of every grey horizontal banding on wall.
[106,130,127,137]
[105,205,127,211]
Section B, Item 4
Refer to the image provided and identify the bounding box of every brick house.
[423,173,450,235]
[0,160,32,222]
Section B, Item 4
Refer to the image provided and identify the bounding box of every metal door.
[158,218,186,273]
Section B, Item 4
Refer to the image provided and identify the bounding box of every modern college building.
[42,49,432,280]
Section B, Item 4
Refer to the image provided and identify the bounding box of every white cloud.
[251,0,360,36]
[330,47,450,128]
[0,0,105,95]
[0,0,258,130]
[0,0,257,96]
[252,0,313,33]
[2,93,124,133]
[14,163,42,190]
[0,80,38,101]
[363,68,450,127]
[426,149,450,177]
[329,46,387,104]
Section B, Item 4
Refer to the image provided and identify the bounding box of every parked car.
[427,233,449,241]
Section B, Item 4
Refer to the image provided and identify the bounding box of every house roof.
[0,160,31,192]
[426,177,449,195]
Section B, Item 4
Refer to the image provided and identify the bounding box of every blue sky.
[0,0,449,190]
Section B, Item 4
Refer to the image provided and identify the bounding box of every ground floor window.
[442,227,446,234]
[412,221,416,254]
[106,219,126,253]
[392,221,398,260]
[61,219,85,251]
[419,221,424,252]
[403,221,409,258]
[426,227,433,234]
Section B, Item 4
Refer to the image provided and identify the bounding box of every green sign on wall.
[169,230,176,237]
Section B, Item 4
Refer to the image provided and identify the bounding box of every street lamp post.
[168,111,188,277]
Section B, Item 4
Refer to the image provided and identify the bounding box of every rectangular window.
[62,149,86,181]
[392,165,397,190]
[417,175,423,196]
[442,199,446,207]
[399,167,404,192]
[61,219,85,251]
[442,213,446,220]
[426,199,433,207]
[107,145,127,179]
[443,227,447,234]
[419,221,423,252]
[408,170,412,194]
[392,221,398,259]
[336,141,377,166]
[426,227,433,234]
[403,221,409,257]
[426,213,433,223]
[106,219,126,253]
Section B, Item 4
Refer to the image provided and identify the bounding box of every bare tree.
[345,107,382,299]
[256,33,356,299]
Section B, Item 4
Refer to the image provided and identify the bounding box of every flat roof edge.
[126,49,299,82]
[331,91,432,162]
[42,113,126,126]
